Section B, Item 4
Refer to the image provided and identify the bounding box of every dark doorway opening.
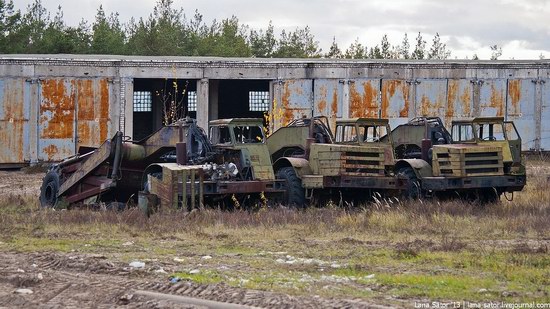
[133,78,197,140]
[216,80,270,120]
[132,79,271,140]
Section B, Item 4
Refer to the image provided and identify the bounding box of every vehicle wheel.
[397,166,422,200]
[276,167,306,207]
[477,188,501,205]
[40,170,60,208]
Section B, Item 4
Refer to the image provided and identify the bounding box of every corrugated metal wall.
[1,57,549,166]
[0,77,112,165]
[0,79,30,164]
[38,78,111,161]
[277,77,548,151]
[540,80,550,150]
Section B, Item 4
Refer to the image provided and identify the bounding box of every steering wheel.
[482,136,497,141]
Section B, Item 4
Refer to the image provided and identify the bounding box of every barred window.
[187,91,197,112]
[249,91,270,111]
[133,91,152,112]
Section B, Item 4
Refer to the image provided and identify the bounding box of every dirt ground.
[0,251,382,308]
[0,170,385,308]
[0,170,43,198]
[1,165,550,307]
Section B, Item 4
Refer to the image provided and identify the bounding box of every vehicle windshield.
[474,122,506,141]
[233,125,264,144]
[209,125,265,144]
[452,124,475,142]
[335,124,389,143]
[209,126,232,145]
[358,124,389,143]
[335,125,358,143]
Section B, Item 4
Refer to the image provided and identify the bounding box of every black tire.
[40,170,60,208]
[276,167,306,207]
[477,188,501,205]
[397,166,422,200]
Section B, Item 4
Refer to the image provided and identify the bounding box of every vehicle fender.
[273,157,312,178]
[395,159,433,179]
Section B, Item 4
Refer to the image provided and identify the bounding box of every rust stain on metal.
[0,79,26,162]
[400,83,410,117]
[76,79,110,146]
[331,89,338,118]
[381,80,397,118]
[42,144,59,161]
[508,80,521,116]
[446,80,457,120]
[282,83,293,126]
[379,84,389,118]
[460,87,471,116]
[420,95,431,116]
[420,91,444,118]
[382,80,409,118]
[350,81,378,118]
[77,79,94,146]
[99,79,110,142]
[317,85,327,112]
[489,84,505,117]
[40,79,75,139]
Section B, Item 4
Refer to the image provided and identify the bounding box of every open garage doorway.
[132,78,197,140]
[215,80,270,120]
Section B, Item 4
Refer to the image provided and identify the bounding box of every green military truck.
[268,116,526,206]
[266,117,404,205]
[387,117,526,202]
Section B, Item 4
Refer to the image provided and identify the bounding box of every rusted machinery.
[40,115,526,210]
[266,116,405,205]
[386,116,526,202]
[39,118,284,209]
[267,116,526,205]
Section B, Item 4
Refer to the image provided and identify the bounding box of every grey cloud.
[13,0,550,58]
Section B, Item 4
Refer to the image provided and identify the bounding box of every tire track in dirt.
[0,252,388,308]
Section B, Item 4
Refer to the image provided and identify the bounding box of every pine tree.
[398,33,410,59]
[0,0,22,53]
[368,45,382,59]
[380,34,392,59]
[411,32,426,60]
[325,36,343,59]
[91,5,125,54]
[249,21,276,57]
[344,37,367,59]
[427,32,451,59]
[275,26,321,58]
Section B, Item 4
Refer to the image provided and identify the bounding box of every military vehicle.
[387,117,526,202]
[39,118,284,210]
[266,117,404,205]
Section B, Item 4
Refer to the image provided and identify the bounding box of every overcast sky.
[13,0,550,59]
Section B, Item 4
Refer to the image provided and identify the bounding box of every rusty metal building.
[1,54,549,166]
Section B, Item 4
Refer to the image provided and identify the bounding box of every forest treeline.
[1,0,498,59]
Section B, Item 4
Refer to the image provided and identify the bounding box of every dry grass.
[1,160,550,304]
[2,168,550,251]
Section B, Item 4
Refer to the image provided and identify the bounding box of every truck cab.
[267,117,404,205]
[208,118,275,181]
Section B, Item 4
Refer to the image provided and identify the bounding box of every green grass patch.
[376,273,497,301]
[171,270,224,284]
